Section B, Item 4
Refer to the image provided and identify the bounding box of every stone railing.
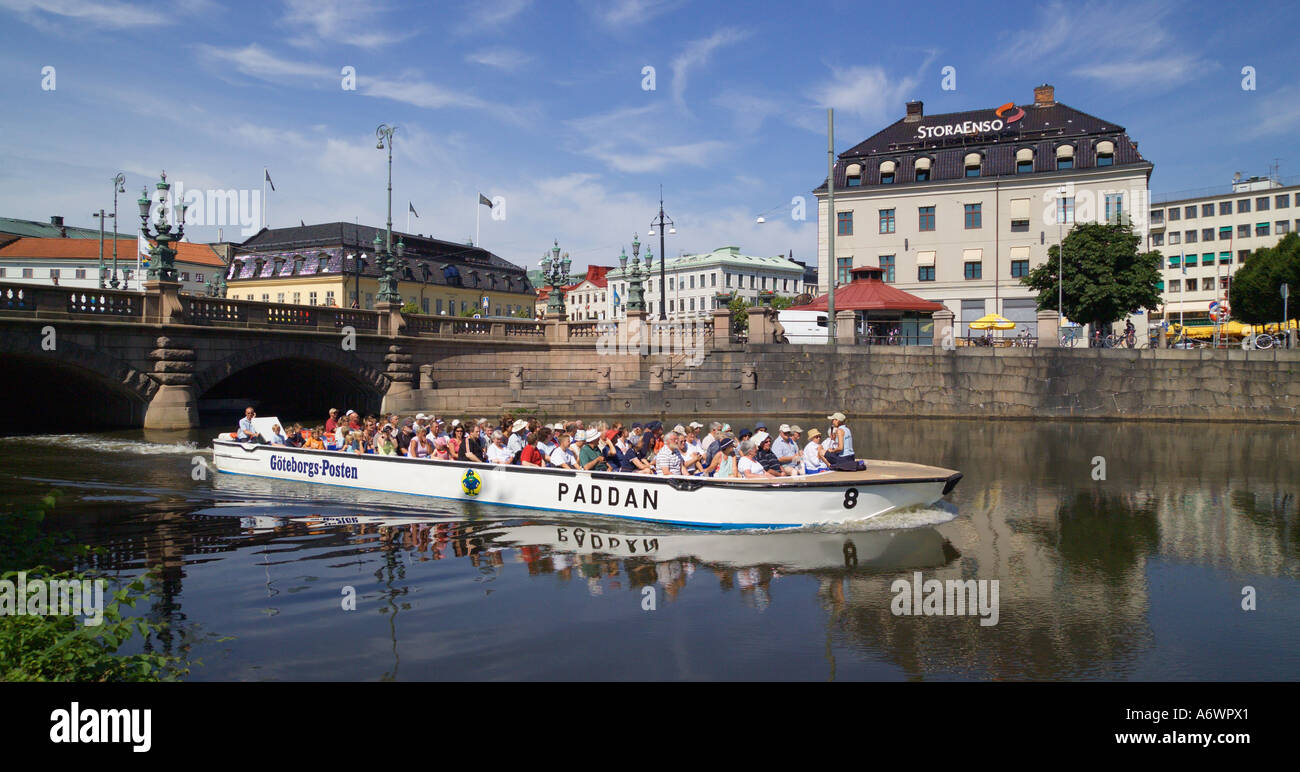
[180,295,384,331]
[405,314,547,339]
[0,283,144,319]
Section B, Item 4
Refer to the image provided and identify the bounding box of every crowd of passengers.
[233,407,863,477]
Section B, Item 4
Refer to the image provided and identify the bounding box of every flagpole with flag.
[408,202,419,235]
[477,193,493,247]
[263,168,275,231]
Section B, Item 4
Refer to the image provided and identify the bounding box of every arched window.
[914,157,932,182]
[1016,147,1034,174]
[964,152,982,178]
[845,163,862,187]
[879,160,896,185]
[1095,140,1114,167]
[1056,144,1074,170]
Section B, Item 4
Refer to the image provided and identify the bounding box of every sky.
[1,0,1298,272]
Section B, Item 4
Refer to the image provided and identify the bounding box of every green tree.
[400,300,420,314]
[1228,233,1300,323]
[1020,221,1163,332]
[727,295,751,334]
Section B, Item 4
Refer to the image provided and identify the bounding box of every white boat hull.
[211,440,962,529]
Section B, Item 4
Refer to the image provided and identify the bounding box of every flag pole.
[263,171,268,230]
[476,198,481,247]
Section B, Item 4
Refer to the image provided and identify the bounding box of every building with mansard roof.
[814,84,1153,338]
[228,222,535,317]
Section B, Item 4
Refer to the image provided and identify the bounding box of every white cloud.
[592,0,682,27]
[456,0,531,32]
[1245,85,1300,139]
[197,44,333,81]
[1075,54,1214,89]
[0,0,167,28]
[566,104,729,173]
[671,27,750,109]
[281,0,415,49]
[465,47,533,71]
[807,64,921,126]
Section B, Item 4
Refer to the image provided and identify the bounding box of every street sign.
[482,295,490,309]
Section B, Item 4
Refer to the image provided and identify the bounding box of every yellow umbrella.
[969,313,1016,330]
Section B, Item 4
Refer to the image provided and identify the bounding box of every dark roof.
[0,216,107,239]
[231,222,533,292]
[814,101,1149,192]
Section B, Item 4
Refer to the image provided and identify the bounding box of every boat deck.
[717,459,958,484]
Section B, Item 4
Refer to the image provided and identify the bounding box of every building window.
[1257,197,1270,211]
[1220,201,1233,216]
[1278,220,1290,234]
[1169,232,1181,244]
[878,209,894,234]
[915,159,931,182]
[49,269,60,280]
[846,163,862,187]
[760,276,766,290]
[261,293,270,302]
[1058,197,1075,224]
[1168,279,1180,293]
[1184,205,1196,219]
[879,255,895,282]
[725,273,732,288]
[964,152,981,177]
[325,291,335,305]
[688,275,695,289]
[1238,224,1250,238]
[964,261,982,279]
[749,275,756,289]
[1168,255,1181,269]
[1220,251,1232,265]
[1184,254,1197,267]
[1276,194,1290,208]
[668,277,674,291]
[1201,203,1214,217]
[838,211,854,235]
[1238,199,1250,213]
[1238,249,1249,263]
[964,203,982,229]
[293,292,301,304]
[1095,140,1114,166]
[918,206,935,231]
[880,161,895,184]
[711,273,717,287]
[23,268,33,278]
[277,292,285,303]
[1105,193,1124,224]
[1152,232,1164,246]
[1016,155,1033,173]
[74,268,86,279]
[1203,253,1214,268]
[1202,228,1214,242]
[1056,145,1073,170]
[689,297,695,311]
[918,266,935,281]
[309,291,318,305]
[1256,222,1270,236]
[1220,226,1232,240]
[836,258,853,285]
[1168,207,1181,221]
[1185,230,1197,243]
[1151,209,1164,224]
[1010,259,1029,277]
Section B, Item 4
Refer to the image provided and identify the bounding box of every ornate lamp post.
[110,172,126,288]
[617,233,651,314]
[374,124,404,306]
[540,239,571,317]
[137,171,186,283]
[646,188,675,320]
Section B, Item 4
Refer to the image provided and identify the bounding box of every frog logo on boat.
[461,469,482,497]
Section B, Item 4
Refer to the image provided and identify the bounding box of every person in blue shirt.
[237,406,257,441]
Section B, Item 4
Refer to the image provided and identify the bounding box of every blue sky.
[1,0,1297,271]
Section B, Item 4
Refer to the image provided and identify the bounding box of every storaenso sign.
[915,102,1024,139]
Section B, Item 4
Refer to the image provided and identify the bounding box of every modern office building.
[605,245,807,322]
[815,84,1153,337]
[228,222,534,316]
[1147,176,1299,324]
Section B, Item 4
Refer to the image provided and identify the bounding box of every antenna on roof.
[1233,171,1242,182]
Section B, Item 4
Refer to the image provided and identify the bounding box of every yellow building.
[227,222,535,316]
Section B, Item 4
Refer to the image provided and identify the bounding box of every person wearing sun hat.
[506,418,530,458]
[772,424,801,474]
[825,411,854,464]
[802,427,829,473]
[577,428,607,471]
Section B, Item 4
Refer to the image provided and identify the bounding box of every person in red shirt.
[519,433,544,467]
[324,408,339,434]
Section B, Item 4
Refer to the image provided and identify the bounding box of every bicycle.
[1059,328,1079,347]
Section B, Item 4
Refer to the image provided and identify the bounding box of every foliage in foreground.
[0,491,195,682]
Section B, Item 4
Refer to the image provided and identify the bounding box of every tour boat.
[211,418,963,530]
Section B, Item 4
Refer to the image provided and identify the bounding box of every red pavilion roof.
[790,266,945,313]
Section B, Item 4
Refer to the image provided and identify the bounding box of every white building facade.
[605,246,806,323]
[815,84,1153,337]
[1148,177,1299,324]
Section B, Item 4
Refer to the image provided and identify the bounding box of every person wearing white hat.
[577,428,607,471]
[772,424,801,474]
[802,428,829,473]
[506,418,529,458]
[825,411,854,465]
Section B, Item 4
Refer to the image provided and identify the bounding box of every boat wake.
[0,434,200,455]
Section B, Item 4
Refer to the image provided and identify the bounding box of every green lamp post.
[138,171,186,283]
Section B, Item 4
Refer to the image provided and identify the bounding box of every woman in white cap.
[826,411,854,464]
[803,428,829,474]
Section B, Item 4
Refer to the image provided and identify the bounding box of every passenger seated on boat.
[549,433,579,470]
[432,436,452,460]
[408,426,433,459]
[486,430,514,464]
[578,428,609,471]
[325,408,340,435]
[752,432,787,476]
[518,432,545,466]
[304,427,326,450]
[237,407,258,441]
[802,428,830,474]
[376,428,397,455]
[344,430,365,454]
[736,440,769,478]
[534,426,555,461]
[506,419,529,457]
[653,431,686,475]
[703,437,737,478]
[269,424,288,445]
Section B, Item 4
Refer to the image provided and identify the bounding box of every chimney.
[1033,84,1055,107]
[50,215,68,237]
[904,100,924,122]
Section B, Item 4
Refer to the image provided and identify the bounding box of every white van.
[778,309,829,344]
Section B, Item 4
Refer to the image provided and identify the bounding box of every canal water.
[1,417,1296,681]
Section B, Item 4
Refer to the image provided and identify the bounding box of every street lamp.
[541,239,571,317]
[375,124,403,305]
[93,208,113,288]
[1057,185,1067,327]
[647,187,675,320]
[110,172,126,288]
[618,234,648,314]
[138,171,185,283]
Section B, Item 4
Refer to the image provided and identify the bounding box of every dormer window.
[1016,147,1034,173]
[1056,144,1074,170]
[964,152,981,178]
[1095,140,1114,167]
[915,157,931,182]
[845,163,862,187]
[879,160,895,185]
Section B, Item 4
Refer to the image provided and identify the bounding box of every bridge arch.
[192,340,389,426]
[0,329,155,432]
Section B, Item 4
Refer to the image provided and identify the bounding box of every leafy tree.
[399,300,420,314]
[1020,221,1163,332]
[1228,232,1300,323]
